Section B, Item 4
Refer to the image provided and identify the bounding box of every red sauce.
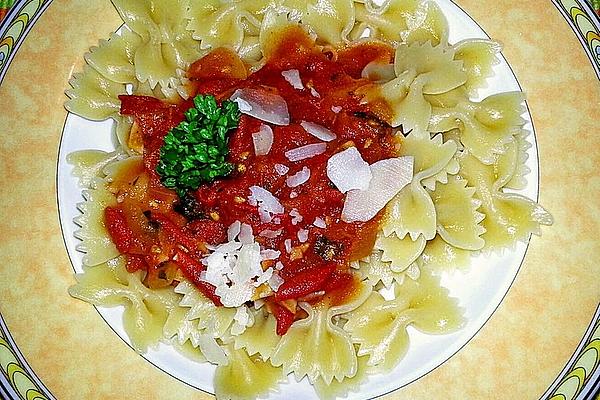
[112,28,398,330]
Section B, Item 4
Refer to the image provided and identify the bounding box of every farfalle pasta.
[64,0,552,399]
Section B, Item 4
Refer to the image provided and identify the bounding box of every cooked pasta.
[64,0,552,399]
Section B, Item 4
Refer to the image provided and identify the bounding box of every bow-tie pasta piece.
[375,233,426,272]
[67,149,127,189]
[400,129,458,181]
[429,91,526,165]
[358,251,407,288]
[453,39,501,96]
[429,176,485,251]
[304,0,355,45]
[65,66,126,121]
[394,41,466,95]
[163,304,231,364]
[187,0,265,51]
[233,308,282,361]
[173,280,238,340]
[314,355,373,400]
[382,182,437,241]
[84,28,142,84]
[344,270,463,371]
[355,0,448,45]
[373,71,431,131]
[394,270,464,334]
[343,290,410,370]
[69,257,180,352]
[111,0,184,40]
[382,130,459,240]
[419,235,472,273]
[72,181,119,267]
[495,130,532,191]
[111,0,203,91]
[473,91,527,131]
[214,344,283,400]
[458,151,553,251]
[271,284,371,385]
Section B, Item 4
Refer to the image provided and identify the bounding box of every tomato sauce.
[112,28,399,331]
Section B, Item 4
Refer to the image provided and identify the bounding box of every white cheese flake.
[290,208,303,225]
[256,267,274,286]
[268,273,285,292]
[274,163,289,176]
[327,146,372,193]
[261,249,281,261]
[230,88,290,126]
[239,223,254,244]
[231,306,253,335]
[342,156,414,223]
[313,217,327,228]
[285,143,327,162]
[301,121,337,142]
[284,239,292,253]
[252,124,274,156]
[248,185,284,223]
[281,69,304,90]
[331,105,342,113]
[286,166,311,187]
[202,231,277,308]
[298,229,309,243]
[227,221,241,242]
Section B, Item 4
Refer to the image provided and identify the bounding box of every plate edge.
[0,313,56,400]
[551,0,600,79]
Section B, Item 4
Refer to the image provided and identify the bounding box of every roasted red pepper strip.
[173,249,222,306]
[272,303,295,336]
[104,207,136,253]
[152,213,198,251]
[274,265,335,301]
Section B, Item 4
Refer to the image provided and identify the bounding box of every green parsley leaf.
[156,94,240,197]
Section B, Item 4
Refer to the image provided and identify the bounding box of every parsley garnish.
[156,94,240,197]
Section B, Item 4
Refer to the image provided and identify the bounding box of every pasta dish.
[63,0,553,398]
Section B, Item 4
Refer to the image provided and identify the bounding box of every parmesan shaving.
[285,143,327,162]
[248,185,284,223]
[252,124,273,156]
[290,208,303,225]
[313,217,326,228]
[327,146,372,193]
[342,156,414,223]
[286,166,311,187]
[281,69,304,90]
[274,163,289,176]
[298,229,309,243]
[268,273,284,291]
[301,121,337,142]
[284,239,292,253]
[230,88,290,126]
